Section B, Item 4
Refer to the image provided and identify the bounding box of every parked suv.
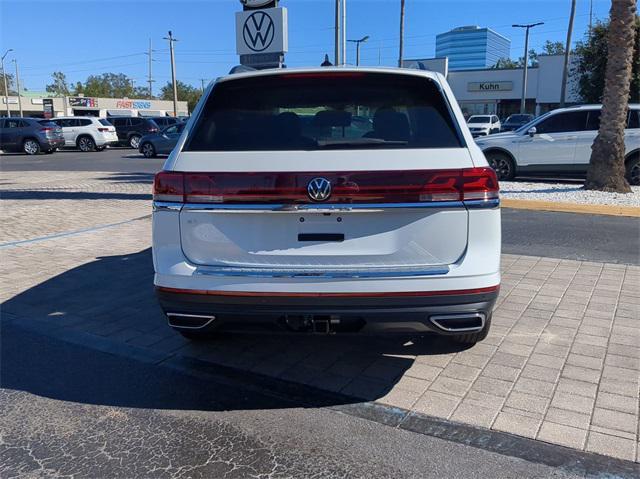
[49,117,118,152]
[152,68,501,344]
[476,105,640,183]
[109,117,159,148]
[0,117,64,155]
[139,122,185,157]
[467,115,501,137]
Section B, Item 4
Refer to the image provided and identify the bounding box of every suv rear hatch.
[160,71,496,274]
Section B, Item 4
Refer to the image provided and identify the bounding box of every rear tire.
[129,135,141,149]
[486,151,515,181]
[77,136,96,152]
[625,154,640,186]
[23,139,40,155]
[141,142,156,158]
[451,314,491,344]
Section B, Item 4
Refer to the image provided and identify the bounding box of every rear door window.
[628,110,639,129]
[536,111,588,134]
[186,72,463,151]
[585,110,601,131]
[79,118,92,126]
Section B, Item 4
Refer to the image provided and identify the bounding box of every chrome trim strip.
[166,312,216,330]
[429,312,486,333]
[180,201,466,212]
[194,265,450,279]
[153,201,183,212]
[463,198,500,209]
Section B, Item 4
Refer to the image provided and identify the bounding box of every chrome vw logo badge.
[307,177,332,202]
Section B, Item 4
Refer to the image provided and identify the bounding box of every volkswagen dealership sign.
[236,7,287,56]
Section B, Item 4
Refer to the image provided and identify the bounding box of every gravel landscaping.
[500,181,640,207]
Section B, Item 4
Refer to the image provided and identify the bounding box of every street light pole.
[164,31,179,117]
[513,22,543,114]
[341,0,347,65]
[334,0,341,65]
[398,0,405,67]
[1,48,13,117]
[347,36,369,66]
[12,59,22,117]
[560,0,576,107]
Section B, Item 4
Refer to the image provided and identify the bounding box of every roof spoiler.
[228,65,257,74]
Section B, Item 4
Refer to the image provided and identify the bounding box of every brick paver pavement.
[2,170,639,462]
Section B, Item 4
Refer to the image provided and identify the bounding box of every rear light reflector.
[152,168,499,204]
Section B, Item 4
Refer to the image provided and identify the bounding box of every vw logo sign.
[307,178,332,202]
[243,11,275,52]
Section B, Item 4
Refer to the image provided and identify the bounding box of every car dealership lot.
[1,149,639,468]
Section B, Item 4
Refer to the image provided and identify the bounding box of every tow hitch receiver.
[284,315,341,334]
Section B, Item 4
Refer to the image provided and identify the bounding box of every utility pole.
[348,36,369,66]
[12,59,22,117]
[341,0,346,65]
[398,0,405,67]
[334,0,341,65]
[560,0,576,107]
[1,48,13,117]
[147,38,155,99]
[200,78,207,92]
[513,22,543,114]
[164,31,179,117]
[589,0,593,38]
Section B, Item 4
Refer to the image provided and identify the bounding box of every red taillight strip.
[156,285,500,298]
[153,168,499,204]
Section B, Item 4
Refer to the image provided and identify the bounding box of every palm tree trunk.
[584,0,636,192]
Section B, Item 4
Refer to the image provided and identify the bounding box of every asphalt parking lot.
[1,147,639,476]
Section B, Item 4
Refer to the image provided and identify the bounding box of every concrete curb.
[501,198,640,217]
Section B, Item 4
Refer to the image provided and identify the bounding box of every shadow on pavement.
[1,248,471,411]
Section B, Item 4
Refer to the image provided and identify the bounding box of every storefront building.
[404,54,580,119]
[1,95,189,118]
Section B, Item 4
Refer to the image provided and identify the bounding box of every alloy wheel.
[78,137,94,152]
[142,143,155,158]
[630,162,640,186]
[129,135,141,149]
[489,156,512,181]
[23,140,39,155]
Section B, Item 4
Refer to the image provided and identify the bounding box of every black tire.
[625,154,640,186]
[451,314,492,344]
[486,151,515,181]
[129,135,141,149]
[141,142,156,158]
[44,148,56,154]
[23,139,40,155]
[95,145,106,151]
[77,136,96,152]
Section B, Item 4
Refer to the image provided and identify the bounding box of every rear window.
[185,72,463,151]
[37,120,57,127]
[468,116,491,124]
[99,119,113,126]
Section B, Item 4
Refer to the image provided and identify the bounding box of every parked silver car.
[139,122,185,158]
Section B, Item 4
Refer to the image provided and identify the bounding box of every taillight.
[98,127,109,132]
[40,127,54,133]
[152,168,499,204]
[153,171,184,202]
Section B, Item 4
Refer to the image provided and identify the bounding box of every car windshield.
[468,116,491,123]
[185,72,463,151]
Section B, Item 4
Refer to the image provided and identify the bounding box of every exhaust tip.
[167,312,216,330]
[430,313,485,333]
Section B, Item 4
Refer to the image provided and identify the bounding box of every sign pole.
[164,31,179,117]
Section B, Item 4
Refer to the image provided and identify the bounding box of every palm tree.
[584,0,637,192]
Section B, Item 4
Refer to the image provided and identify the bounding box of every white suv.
[476,105,640,183]
[467,115,501,137]
[152,67,501,344]
[50,117,118,152]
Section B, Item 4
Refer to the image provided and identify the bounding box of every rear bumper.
[41,138,64,148]
[155,285,499,334]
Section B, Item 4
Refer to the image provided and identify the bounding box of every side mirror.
[527,126,537,137]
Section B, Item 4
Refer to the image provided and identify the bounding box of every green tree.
[72,81,84,95]
[541,40,565,55]
[160,80,201,112]
[584,0,637,192]
[45,71,70,97]
[492,41,566,69]
[81,73,135,98]
[0,72,15,96]
[491,57,520,69]
[573,15,640,103]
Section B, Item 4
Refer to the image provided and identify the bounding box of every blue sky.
[0,0,612,94]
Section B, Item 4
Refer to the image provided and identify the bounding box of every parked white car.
[467,115,501,137]
[476,104,640,183]
[49,116,118,152]
[152,67,501,344]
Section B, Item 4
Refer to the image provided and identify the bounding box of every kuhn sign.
[467,81,513,92]
[236,7,287,55]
